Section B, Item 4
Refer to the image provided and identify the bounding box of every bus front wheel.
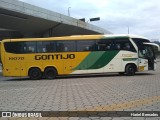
[125,64,136,76]
[29,68,42,80]
[44,67,57,79]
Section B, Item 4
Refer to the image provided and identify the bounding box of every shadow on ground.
[2,72,155,82]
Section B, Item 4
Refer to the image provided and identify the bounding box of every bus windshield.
[132,38,155,59]
[139,45,155,59]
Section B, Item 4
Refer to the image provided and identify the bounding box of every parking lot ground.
[0,63,160,120]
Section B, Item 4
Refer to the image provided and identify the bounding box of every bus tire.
[44,67,57,79]
[125,64,136,76]
[29,68,42,80]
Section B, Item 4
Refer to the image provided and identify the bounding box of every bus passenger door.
[143,43,160,70]
[138,46,155,71]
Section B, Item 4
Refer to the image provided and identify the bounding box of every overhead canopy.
[0,0,111,39]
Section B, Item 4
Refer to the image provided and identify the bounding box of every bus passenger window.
[42,48,46,52]
[106,45,111,50]
[46,44,53,52]
[64,47,68,51]
[114,38,136,52]
[28,46,35,53]
[57,41,76,52]
[24,42,36,53]
[57,43,64,52]
[96,44,105,51]
[116,44,121,49]
[123,43,131,50]
[107,43,114,50]
[96,39,113,51]
[77,40,95,51]
[23,46,27,51]
[37,41,56,53]
[4,42,25,54]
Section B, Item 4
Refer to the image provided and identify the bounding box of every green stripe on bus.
[123,58,138,61]
[73,51,105,70]
[73,50,119,70]
[88,51,119,69]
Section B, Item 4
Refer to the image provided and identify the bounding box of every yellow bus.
[0,34,159,79]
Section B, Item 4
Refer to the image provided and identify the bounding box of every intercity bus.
[0,34,159,79]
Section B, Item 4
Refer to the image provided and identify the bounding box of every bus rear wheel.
[125,64,136,76]
[44,67,57,79]
[29,68,42,80]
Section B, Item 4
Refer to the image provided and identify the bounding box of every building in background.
[0,0,111,40]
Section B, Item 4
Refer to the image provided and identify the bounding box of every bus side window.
[37,42,42,53]
[28,46,34,53]
[42,48,46,52]
[64,47,68,51]
[37,41,56,53]
[46,44,53,52]
[97,44,105,51]
[116,44,121,49]
[57,41,76,52]
[24,42,36,53]
[106,44,112,50]
[123,43,131,50]
[114,38,136,52]
[77,40,95,51]
[96,39,113,51]
[57,43,64,52]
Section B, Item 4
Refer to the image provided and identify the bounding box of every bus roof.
[1,34,148,42]
[104,34,148,39]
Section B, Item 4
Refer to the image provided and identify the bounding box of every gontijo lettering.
[35,54,75,60]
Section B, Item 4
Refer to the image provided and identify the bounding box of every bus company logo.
[2,112,11,117]
[35,54,75,60]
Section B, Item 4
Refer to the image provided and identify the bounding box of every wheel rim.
[45,68,57,79]
[47,70,55,78]
[29,69,41,79]
[33,71,39,77]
